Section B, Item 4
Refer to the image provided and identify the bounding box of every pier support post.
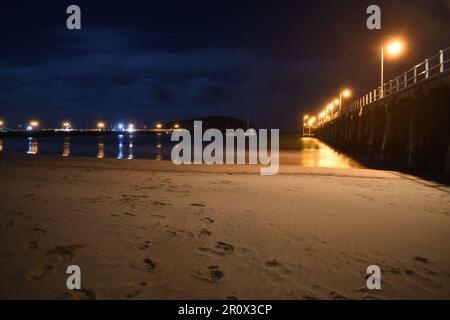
[368,110,377,162]
[408,104,418,170]
[445,143,450,179]
[357,108,364,156]
[381,104,393,163]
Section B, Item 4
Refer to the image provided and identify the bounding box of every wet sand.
[0,154,450,299]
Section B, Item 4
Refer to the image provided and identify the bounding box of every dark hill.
[165,116,256,132]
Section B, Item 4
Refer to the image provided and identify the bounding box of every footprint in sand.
[151,200,171,207]
[413,256,429,264]
[130,258,157,272]
[126,241,150,251]
[27,241,38,250]
[191,203,206,207]
[197,228,212,237]
[165,227,195,239]
[264,259,292,277]
[194,265,224,282]
[151,214,166,219]
[65,288,96,300]
[201,217,214,224]
[47,244,85,262]
[23,265,54,280]
[197,242,234,257]
[123,212,136,217]
[122,282,147,299]
[33,228,47,237]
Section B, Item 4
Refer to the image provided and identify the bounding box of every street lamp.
[337,88,352,112]
[0,120,4,127]
[62,121,71,130]
[97,122,105,131]
[27,120,39,131]
[380,37,405,98]
[156,123,163,129]
[327,103,334,113]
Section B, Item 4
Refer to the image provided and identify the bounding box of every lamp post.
[62,121,71,130]
[339,89,351,112]
[380,37,405,98]
[97,122,105,131]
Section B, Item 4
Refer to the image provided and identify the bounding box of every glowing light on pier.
[0,120,4,126]
[386,39,405,57]
[381,36,406,97]
[173,123,180,129]
[342,89,351,98]
[97,122,106,130]
[127,123,135,133]
[156,123,163,129]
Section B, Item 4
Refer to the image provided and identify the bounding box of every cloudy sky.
[1,0,449,131]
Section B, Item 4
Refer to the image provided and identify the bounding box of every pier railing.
[345,47,450,114]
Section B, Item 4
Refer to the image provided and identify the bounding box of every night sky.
[1,0,449,131]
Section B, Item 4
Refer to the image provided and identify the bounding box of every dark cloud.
[0,0,449,131]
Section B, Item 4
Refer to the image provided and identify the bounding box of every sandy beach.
[0,154,450,300]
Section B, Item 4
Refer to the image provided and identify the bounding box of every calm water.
[0,134,362,168]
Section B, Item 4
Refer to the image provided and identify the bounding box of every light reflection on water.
[62,138,70,157]
[0,135,361,169]
[27,137,39,155]
[97,141,105,159]
[293,137,362,169]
